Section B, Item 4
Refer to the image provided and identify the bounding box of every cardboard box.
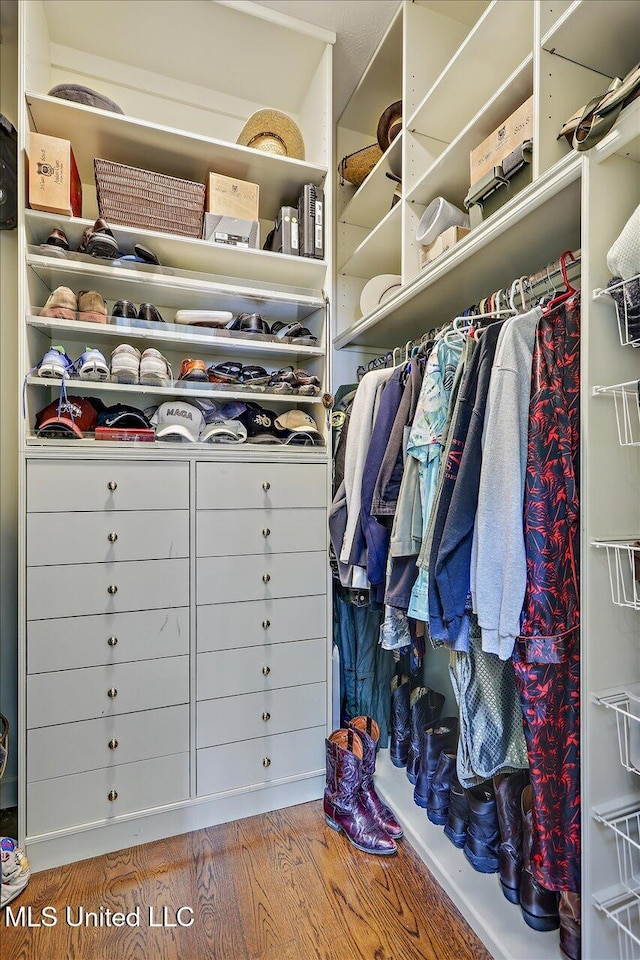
[206,172,259,220]
[420,225,471,269]
[28,132,82,217]
[470,95,533,187]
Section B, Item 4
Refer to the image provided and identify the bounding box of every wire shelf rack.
[594,692,640,776]
[595,894,640,959]
[594,275,640,349]
[592,540,640,611]
[594,805,640,898]
[593,382,640,448]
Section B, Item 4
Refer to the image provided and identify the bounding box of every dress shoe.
[389,674,411,767]
[111,299,138,320]
[138,302,164,323]
[520,784,560,931]
[444,770,469,848]
[39,227,69,257]
[413,717,458,808]
[406,686,445,785]
[494,768,530,904]
[40,285,77,321]
[77,290,108,324]
[463,781,500,874]
[427,751,456,825]
[348,716,403,840]
[559,891,580,960]
[77,217,118,259]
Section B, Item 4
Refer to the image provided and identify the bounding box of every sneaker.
[178,358,208,382]
[39,228,70,258]
[140,348,172,386]
[0,837,31,907]
[110,343,141,384]
[74,347,109,381]
[40,286,77,321]
[77,218,119,259]
[37,345,73,378]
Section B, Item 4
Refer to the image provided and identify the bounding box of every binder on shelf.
[266,206,299,256]
[298,183,324,259]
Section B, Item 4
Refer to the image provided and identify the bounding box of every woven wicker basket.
[94,159,205,238]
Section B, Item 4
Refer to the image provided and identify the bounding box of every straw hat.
[237,109,305,161]
[377,100,402,151]
[338,143,383,187]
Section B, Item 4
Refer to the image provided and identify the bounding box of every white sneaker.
[140,348,172,386]
[75,347,109,381]
[110,343,140,383]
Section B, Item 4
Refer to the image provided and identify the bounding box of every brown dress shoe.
[520,785,560,932]
[77,290,108,324]
[559,891,580,960]
[40,285,77,320]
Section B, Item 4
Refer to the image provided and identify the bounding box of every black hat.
[239,405,283,443]
[96,403,152,429]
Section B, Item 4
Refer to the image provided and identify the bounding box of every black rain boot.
[444,770,469,848]
[463,781,500,874]
[406,686,446,785]
[413,717,458,808]
[427,750,456,825]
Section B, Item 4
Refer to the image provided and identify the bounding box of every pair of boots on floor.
[324,716,403,856]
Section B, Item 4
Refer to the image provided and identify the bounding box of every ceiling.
[252,0,401,115]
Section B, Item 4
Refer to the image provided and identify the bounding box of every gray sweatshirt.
[470,306,542,660]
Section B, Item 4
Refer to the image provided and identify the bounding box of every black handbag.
[0,114,17,231]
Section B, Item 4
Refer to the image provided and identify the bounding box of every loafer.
[77,290,107,324]
[111,300,138,320]
[179,358,208,382]
[40,285,77,321]
[39,227,70,257]
[137,302,164,323]
[77,217,119,259]
[234,312,270,335]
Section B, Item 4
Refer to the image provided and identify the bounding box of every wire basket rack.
[594,692,640,775]
[594,275,640,349]
[593,382,640,447]
[595,894,640,959]
[593,540,640,611]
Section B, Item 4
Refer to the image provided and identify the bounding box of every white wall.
[0,0,19,809]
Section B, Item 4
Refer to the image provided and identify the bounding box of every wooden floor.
[3,801,492,960]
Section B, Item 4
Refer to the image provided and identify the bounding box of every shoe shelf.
[540,0,640,80]
[406,0,533,143]
[592,382,640,447]
[25,215,328,295]
[338,134,403,231]
[593,691,640,777]
[25,93,328,224]
[406,55,533,209]
[338,202,402,280]
[594,275,640,349]
[591,540,640,612]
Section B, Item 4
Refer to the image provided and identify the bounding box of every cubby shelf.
[541,0,640,79]
[338,202,402,279]
[339,134,403,230]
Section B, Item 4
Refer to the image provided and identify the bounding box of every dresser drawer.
[28,704,189,782]
[27,558,189,620]
[28,608,189,674]
[197,552,326,605]
[197,595,326,653]
[28,752,189,836]
[197,726,323,797]
[197,683,326,748]
[27,656,189,728]
[28,510,189,566]
[197,638,325,701]
[27,460,189,512]
[197,508,325,557]
[197,462,326,510]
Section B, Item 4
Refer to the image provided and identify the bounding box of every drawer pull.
[262,619,270,630]
[108,738,119,750]
[107,481,118,492]
[107,584,118,595]
[262,481,271,491]
[107,636,118,647]
[262,757,271,768]
[107,688,118,699]
[262,665,271,676]
[108,532,118,543]
[262,711,271,722]
[262,573,271,584]
[108,789,118,802]
[262,528,271,538]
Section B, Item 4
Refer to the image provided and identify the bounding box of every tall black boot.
[406,686,445,785]
[389,674,411,767]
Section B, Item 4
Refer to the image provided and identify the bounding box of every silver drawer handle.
[107,688,118,699]
[262,528,271,538]
[108,532,118,543]
[107,636,118,647]
[107,481,118,491]
[262,481,271,491]
[262,619,270,630]
[108,584,118,595]
[262,757,271,768]
[108,738,118,750]
[262,573,270,584]
[108,789,118,802]
[262,665,271,676]
[262,711,271,722]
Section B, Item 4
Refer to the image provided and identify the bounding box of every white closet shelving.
[332,3,640,959]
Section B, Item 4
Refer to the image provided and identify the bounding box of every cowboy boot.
[559,891,581,960]
[413,717,458,808]
[520,785,560,931]
[444,770,470,848]
[463,781,500,874]
[406,686,446,785]
[427,750,456,825]
[494,768,530,904]
[389,674,411,767]
[323,728,397,856]
[349,716,403,840]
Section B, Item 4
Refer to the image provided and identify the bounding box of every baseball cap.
[200,417,248,443]
[151,400,204,441]
[239,405,283,444]
[35,395,100,438]
[275,409,323,436]
[96,403,152,429]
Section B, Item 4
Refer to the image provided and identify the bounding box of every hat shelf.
[540,0,640,80]
[338,133,403,231]
[337,202,402,281]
